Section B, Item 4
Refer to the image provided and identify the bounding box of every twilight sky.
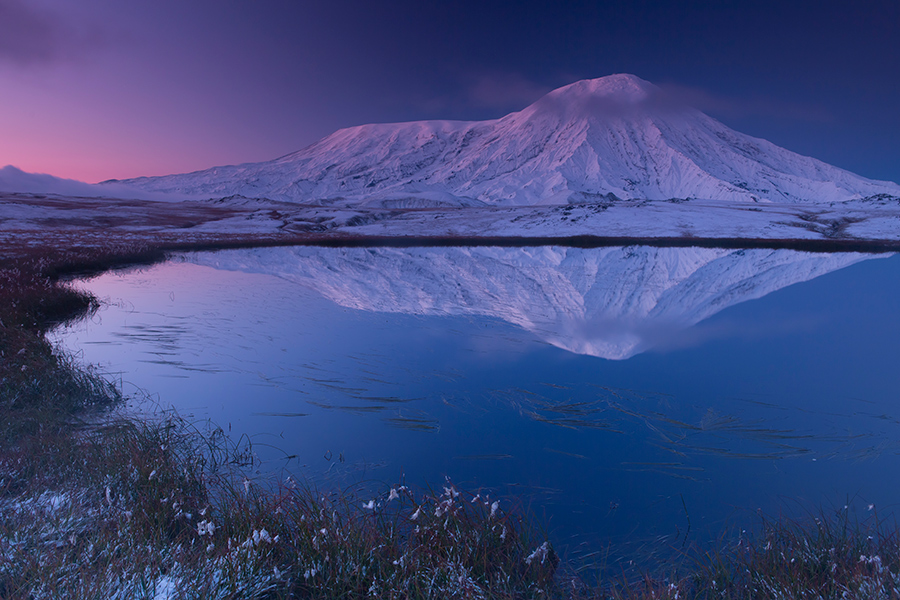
[1,0,898,184]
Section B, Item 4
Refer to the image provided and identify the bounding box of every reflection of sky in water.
[52,249,900,565]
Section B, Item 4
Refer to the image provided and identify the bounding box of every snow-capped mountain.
[188,246,876,359]
[118,74,900,207]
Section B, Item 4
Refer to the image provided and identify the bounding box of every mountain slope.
[118,74,900,206]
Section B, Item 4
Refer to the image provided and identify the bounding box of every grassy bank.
[0,247,560,598]
[3,246,900,598]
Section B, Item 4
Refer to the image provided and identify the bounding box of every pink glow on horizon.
[0,79,295,182]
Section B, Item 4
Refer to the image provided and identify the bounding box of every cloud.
[418,73,832,125]
[655,82,833,123]
[0,0,102,65]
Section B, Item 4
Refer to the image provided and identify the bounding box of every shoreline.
[5,193,900,267]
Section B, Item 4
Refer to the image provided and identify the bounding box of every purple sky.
[1,0,898,184]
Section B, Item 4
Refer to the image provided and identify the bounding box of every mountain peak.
[521,74,662,121]
[546,74,656,104]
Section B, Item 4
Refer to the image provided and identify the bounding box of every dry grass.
[0,246,560,599]
[0,406,560,599]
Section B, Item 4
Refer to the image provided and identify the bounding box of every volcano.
[117,74,900,207]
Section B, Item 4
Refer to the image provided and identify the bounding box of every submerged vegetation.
[2,245,900,598]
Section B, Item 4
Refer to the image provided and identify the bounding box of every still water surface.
[52,246,900,563]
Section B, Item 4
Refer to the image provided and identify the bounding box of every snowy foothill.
[0,165,195,203]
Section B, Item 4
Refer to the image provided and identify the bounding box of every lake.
[52,245,900,566]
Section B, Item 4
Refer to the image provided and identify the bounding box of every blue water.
[53,247,900,566]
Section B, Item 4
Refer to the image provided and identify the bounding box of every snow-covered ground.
[222,197,900,242]
[3,193,900,256]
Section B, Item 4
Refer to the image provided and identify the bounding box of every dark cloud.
[0,0,101,65]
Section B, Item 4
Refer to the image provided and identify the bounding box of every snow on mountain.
[0,165,191,201]
[188,246,876,359]
[117,74,900,206]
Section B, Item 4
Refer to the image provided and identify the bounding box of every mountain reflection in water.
[54,246,900,564]
[189,246,877,359]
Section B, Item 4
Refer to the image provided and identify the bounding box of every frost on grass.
[0,402,558,600]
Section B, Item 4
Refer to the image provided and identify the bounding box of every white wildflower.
[388,488,400,502]
[490,501,499,518]
[243,479,251,495]
[148,470,157,481]
[362,500,375,510]
[197,520,216,536]
[410,506,421,520]
[525,542,551,566]
[304,568,317,580]
[252,528,272,545]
